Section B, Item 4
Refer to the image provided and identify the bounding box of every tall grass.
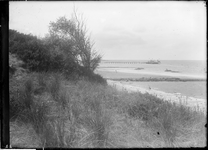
[34,72,49,94]
[79,98,112,147]
[23,79,34,110]
[10,72,206,148]
[124,92,206,147]
[49,73,62,102]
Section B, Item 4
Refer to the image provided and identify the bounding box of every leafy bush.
[49,14,102,72]
[76,66,107,85]
[9,30,51,72]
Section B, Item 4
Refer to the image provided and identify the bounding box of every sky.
[9,1,206,60]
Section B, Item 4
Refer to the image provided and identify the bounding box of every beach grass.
[9,72,206,148]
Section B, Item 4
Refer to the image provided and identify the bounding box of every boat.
[135,67,144,70]
[165,69,179,73]
[145,60,161,64]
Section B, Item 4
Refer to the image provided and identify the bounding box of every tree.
[43,33,78,73]
[48,10,102,71]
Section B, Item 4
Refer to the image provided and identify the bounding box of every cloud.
[102,26,124,33]
[133,26,147,33]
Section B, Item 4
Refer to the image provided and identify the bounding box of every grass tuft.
[10,72,206,148]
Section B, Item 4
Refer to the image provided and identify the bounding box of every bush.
[23,79,34,110]
[9,30,51,72]
[76,66,107,85]
[9,29,104,82]
[29,100,49,135]
[9,77,27,120]
[10,75,49,141]
[48,73,62,102]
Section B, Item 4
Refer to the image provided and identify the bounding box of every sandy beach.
[107,80,206,113]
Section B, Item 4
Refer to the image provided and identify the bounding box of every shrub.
[23,78,34,110]
[76,66,107,85]
[29,100,49,135]
[9,77,27,120]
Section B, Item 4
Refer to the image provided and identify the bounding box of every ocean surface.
[96,60,207,100]
[98,60,207,79]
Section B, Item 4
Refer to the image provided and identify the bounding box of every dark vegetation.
[9,12,206,148]
[9,29,105,84]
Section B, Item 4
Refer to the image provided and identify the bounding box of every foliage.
[43,34,78,73]
[9,53,26,78]
[49,11,102,71]
[9,29,78,74]
[9,10,104,80]
[9,30,50,72]
[76,66,107,85]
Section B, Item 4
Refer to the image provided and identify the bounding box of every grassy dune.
[9,72,206,148]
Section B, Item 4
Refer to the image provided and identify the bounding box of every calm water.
[97,60,207,99]
[99,60,207,78]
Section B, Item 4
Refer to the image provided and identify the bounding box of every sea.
[98,60,207,79]
[97,60,207,99]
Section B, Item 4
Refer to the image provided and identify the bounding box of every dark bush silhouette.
[9,27,106,84]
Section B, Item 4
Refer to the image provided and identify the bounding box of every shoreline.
[107,80,206,113]
[106,77,206,82]
[97,68,206,80]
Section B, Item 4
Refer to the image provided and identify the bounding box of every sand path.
[107,80,206,113]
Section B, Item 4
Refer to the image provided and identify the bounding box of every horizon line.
[101,59,207,61]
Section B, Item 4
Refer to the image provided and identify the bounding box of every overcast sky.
[9,1,206,60]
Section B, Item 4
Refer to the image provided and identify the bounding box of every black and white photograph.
[7,1,206,148]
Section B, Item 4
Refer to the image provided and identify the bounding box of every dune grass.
[9,72,206,148]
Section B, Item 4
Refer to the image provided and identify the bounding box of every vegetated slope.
[9,29,106,84]
[10,72,206,148]
[8,27,205,148]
